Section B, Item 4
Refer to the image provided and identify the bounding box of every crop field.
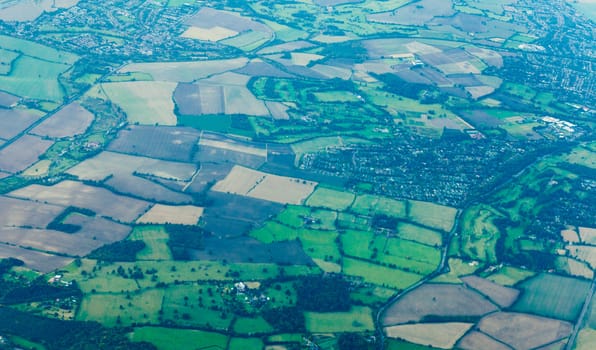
[107,125,201,162]
[67,151,197,182]
[9,180,151,223]
[0,243,71,272]
[0,134,53,173]
[305,186,355,210]
[128,226,172,260]
[513,273,592,321]
[0,108,42,139]
[30,102,94,138]
[304,306,374,333]
[342,257,423,290]
[461,275,519,308]
[385,322,473,349]
[457,331,513,350]
[130,327,228,350]
[119,58,249,83]
[137,204,203,225]
[290,136,371,158]
[199,134,267,158]
[0,34,78,64]
[220,30,272,51]
[478,312,573,350]
[397,222,443,247]
[0,195,63,228]
[0,90,19,107]
[181,25,238,41]
[212,165,317,204]
[0,55,69,101]
[568,245,596,269]
[382,283,498,326]
[556,256,593,279]
[100,81,177,125]
[0,227,103,257]
[104,174,192,204]
[22,159,51,177]
[350,194,407,218]
[63,214,131,243]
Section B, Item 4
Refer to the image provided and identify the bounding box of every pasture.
[408,200,457,232]
[9,180,151,223]
[130,327,228,350]
[0,34,78,64]
[382,283,498,326]
[229,338,264,350]
[304,306,374,333]
[100,81,177,125]
[0,134,53,173]
[486,266,535,286]
[305,186,355,210]
[129,226,173,260]
[513,273,592,321]
[385,322,473,349]
[31,103,94,138]
[137,204,203,225]
[212,165,317,204]
[350,194,407,218]
[342,257,423,290]
[477,312,572,350]
[78,288,164,326]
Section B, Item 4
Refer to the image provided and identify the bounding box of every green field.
[78,288,164,326]
[233,316,274,334]
[513,273,592,321]
[397,222,443,247]
[408,200,457,232]
[0,34,78,64]
[342,257,423,290]
[306,186,355,210]
[458,205,502,263]
[304,306,374,333]
[350,194,407,218]
[129,225,172,260]
[486,266,535,286]
[228,337,264,350]
[130,327,228,350]
[0,55,69,101]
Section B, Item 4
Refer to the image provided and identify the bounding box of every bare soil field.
[63,214,130,243]
[196,146,266,169]
[233,59,293,78]
[190,236,313,265]
[105,174,193,204]
[478,312,572,350]
[0,91,19,107]
[137,204,204,225]
[382,283,498,325]
[212,165,317,204]
[461,275,520,308]
[0,227,103,257]
[108,125,201,162]
[185,162,233,193]
[0,195,64,228]
[0,135,53,173]
[385,322,473,349]
[67,151,197,182]
[9,180,151,223]
[30,102,94,138]
[203,192,285,226]
[185,7,272,35]
[0,108,41,139]
[457,331,513,350]
[200,135,267,157]
[0,243,72,272]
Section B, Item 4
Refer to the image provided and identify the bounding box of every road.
[565,276,596,350]
[374,209,462,350]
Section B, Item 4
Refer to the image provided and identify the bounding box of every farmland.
[0,0,593,348]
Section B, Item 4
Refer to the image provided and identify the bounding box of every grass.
[513,273,592,321]
[432,258,480,284]
[251,221,297,243]
[233,316,274,334]
[306,186,355,211]
[458,205,502,263]
[386,339,435,350]
[229,337,264,350]
[486,266,535,286]
[129,226,172,260]
[304,306,374,333]
[220,30,272,51]
[342,257,423,290]
[78,289,164,326]
[130,327,228,350]
[0,34,78,64]
[178,114,255,138]
[314,91,361,103]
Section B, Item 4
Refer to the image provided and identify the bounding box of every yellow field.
[567,244,596,269]
[181,26,238,41]
[385,322,473,349]
[212,165,317,204]
[561,228,580,243]
[579,226,596,245]
[22,159,51,177]
[137,204,204,225]
[291,53,324,66]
